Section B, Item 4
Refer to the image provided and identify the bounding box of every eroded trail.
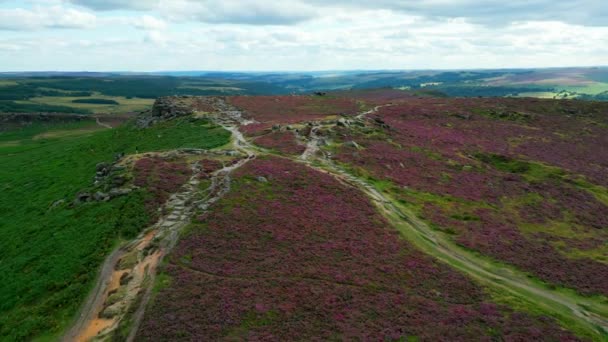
[293,107,608,339]
[64,103,255,342]
[65,99,607,341]
[308,158,608,336]
[243,103,607,339]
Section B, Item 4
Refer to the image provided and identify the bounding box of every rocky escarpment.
[136,96,196,128]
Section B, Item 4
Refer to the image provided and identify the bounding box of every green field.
[561,83,608,95]
[0,80,18,87]
[0,118,230,341]
[16,94,154,114]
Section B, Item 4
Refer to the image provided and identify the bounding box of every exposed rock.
[372,116,385,125]
[99,303,122,319]
[225,150,239,157]
[110,175,128,187]
[105,292,123,306]
[136,96,195,128]
[119,272,133,286]
[109,188,133,198]
[371,116,391,129]
[452,113,472,120]
[74,192,92,205]
[337,118,349,127]
[96,162,110,172]
[344,141,361,150]
[352,119,366,127]
[257,176,268,183]
[93,191,110,202]
[50,199,65,209]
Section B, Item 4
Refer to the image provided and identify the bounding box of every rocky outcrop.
[136,96,195,128]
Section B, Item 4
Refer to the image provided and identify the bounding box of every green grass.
[561,83,608,95]
[19,94,154,114]
[0,101,91,114]
[0,80,18,87]
[0,120,101,146]
[514,91,561,99]
[0,117,230,341]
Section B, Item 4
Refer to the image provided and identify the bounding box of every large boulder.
[136,96,195,128]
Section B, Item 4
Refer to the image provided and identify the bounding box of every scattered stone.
[257,176,268,183]
[105,292,123,306]
[337,118,349,127]
[99,303,122,319]
[352,120,366,127]
[119,272,133,286]
[110,175,128,187]
[452,113,472,120]
[50,199,65,209]
[93,191,110,202]
[96,162,110,172]
[224,150,239,157]
[109,188,133,198]
[74,192,91,205]
[344,141,361,149]
[272,124,282,131]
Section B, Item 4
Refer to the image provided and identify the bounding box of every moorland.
[1,75,607,341]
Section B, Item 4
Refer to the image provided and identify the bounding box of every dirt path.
[95,117,113,130]
[310,158,608,337]
[62,248,126,341]
[63,104,255,342]
[65,99,607,341]
[242,103,607,339]
[292,107,608,339]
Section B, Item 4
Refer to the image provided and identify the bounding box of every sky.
[0,0,607,71]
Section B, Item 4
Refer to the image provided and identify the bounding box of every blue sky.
[1,0,607,71]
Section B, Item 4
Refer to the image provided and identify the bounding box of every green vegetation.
[0,117,230,341]
[71,98,119,105]
[0,69,606,117]
[21,95,153,114]
[0,100,91,114]
[474,153,532,174]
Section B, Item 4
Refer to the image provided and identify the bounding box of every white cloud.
[131,15,167,31]
[67,0,155,11]
[0,6,97,30]
[0,1,607,70]
[66,0,608,27]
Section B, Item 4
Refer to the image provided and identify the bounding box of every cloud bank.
[0,0,606,71]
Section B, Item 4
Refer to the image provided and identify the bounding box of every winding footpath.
[64,100,607,341]
[63,102,255,342]
[295,105,608,340]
